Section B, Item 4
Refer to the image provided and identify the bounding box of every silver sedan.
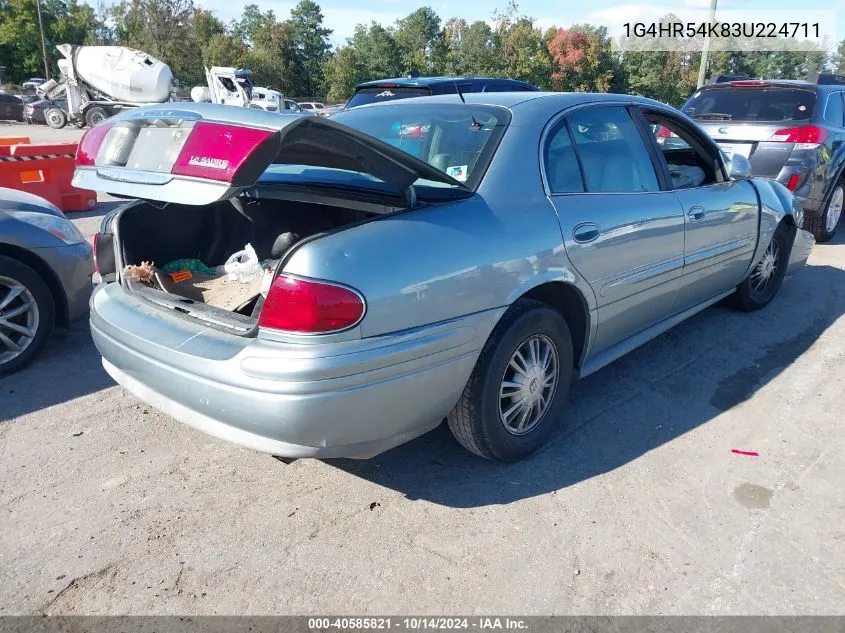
[77,94,813,461]
[0,188,93,374]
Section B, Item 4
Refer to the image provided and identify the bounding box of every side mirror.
[728,154,752,180]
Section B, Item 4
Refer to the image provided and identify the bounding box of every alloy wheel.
[750,237,782,295]
[826,187,844,234]
[0,277,40,365]
[498,334,559,435]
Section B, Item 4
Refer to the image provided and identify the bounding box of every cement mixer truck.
[38,45,283,128]
[37,44,175,129]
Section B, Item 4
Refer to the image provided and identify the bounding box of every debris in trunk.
[161,259,222,276]
[124,261,155,284]
[224,244,261,283]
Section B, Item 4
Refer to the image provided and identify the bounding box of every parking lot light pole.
[36,0,51,80]
[697,0,718,87]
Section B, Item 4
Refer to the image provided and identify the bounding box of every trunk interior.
[116,197,376,332]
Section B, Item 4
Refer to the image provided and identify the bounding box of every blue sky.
[192,0,845,48]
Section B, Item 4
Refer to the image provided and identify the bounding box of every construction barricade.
[0,139,96,212]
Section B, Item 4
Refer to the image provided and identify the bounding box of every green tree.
[393,6,441,74]
[497,16,552,88]
[202,32,246,68]
[0,0,101,82]
[232,4,275,46]
[445,19,500,76]
[248,19,303,94]
[323,45,362,102]
[352,22,403,79]
[289,0,331,98]
[836,40,845,75]
[110,0,201,84]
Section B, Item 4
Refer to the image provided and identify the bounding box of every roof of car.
[355,76,537,89]
[699,80,840,93]
[341,91,662,110]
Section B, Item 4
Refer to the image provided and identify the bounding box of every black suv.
[681,74,845,241]
[345,76,538,109]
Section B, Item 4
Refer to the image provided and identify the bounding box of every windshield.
[261,103,509,195]
[346,86,432,109]
[683,87,816,122]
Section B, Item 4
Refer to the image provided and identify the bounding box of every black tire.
[732,223,793,312]
[806,182,844,243]
[44,107,67,129]
[447,299,574,461]
[0,256,55,375]
[84,106,108,127]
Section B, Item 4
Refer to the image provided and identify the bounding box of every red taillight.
[769,125,828,145]
[729,80,769,86]
[76,123,114,166]
[258,275,365,333]
[171,122,274,182]
[656,126,673,138]
[92,231,101,274]
[787,174,801,191]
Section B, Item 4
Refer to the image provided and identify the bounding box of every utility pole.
[35,0,51,80]
[697,0,718,87]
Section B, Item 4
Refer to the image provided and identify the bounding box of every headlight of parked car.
[12,211,87,245]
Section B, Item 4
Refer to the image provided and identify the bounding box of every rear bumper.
[787,228,814,276]
[91,283,500,458]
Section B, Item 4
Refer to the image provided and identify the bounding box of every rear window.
[683,87,816,122]
[346,86,432,108]
[262,103,509,193]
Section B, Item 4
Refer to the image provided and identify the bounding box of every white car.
[298,101,327,116]
[283,99,311,115]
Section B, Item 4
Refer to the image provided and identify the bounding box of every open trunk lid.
[73,103,467,206]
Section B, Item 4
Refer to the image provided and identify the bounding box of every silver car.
[78,94,814,461]
[1,188,93,374]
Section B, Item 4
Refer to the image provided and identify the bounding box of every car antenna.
[454,80,482,131]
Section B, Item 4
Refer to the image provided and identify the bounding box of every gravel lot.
[2,123,845,615]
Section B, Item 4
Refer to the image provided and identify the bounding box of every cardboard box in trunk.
[154,270,263,313]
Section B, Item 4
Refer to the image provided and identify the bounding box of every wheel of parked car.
[44,107,67,129]
[808,182,844,243]
[732,223,793,312]
[85,107,108,127]
[0,256,55,375]
[447,299,574,461]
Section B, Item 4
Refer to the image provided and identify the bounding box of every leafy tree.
[323,45,361,102]
[352,22,402,80]
[445,19,500,76]
[0,0,101,82]
[289,0,331,98]
[202,32,245,68]
[836,40,845,75]
[110,0,201,84]
[497,16,552,88]
[548,24,621,93]
[393,6,441,74]
[247,19,303,94]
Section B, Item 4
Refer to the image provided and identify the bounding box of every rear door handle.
[573,222,601,244]
[687,206,706,222]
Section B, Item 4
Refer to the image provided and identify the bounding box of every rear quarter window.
[824,92,845,127]
[683,87,816,122]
